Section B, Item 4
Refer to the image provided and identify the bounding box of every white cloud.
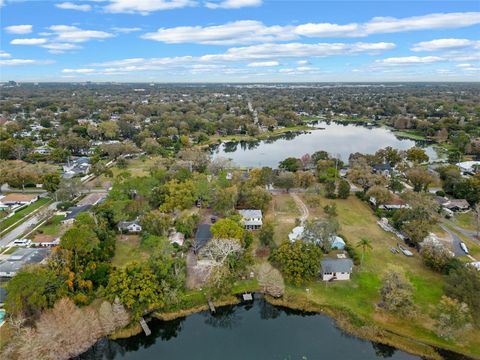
[375,56,443,66]
[205,0,261,9]
[104,0,196,14]
[4,25,33,34]
[11,38,47,45]
[112,27,142,33]
[56,2,92,12]
[297,60,308,65]
[0,59,54,66]
[411,38,480,51]
[456,63,473,68]
[142,21,295,45]
[41,43,81,53]
[247,61,279,67]
[0,50,11,58]
[48,25,113,42]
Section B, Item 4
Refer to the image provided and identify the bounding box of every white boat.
[460,242,469,254]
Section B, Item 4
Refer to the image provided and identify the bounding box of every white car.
[12,238,31,247]
[460,242,469,254]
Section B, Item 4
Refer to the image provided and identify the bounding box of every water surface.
[210,122,437,168]
[79,299,421,360]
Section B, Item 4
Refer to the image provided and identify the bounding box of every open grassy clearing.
[111,234,150,268]
[0,197,51,233]
[289,194,480,358]
[452,212,478,232]
[265,193,299,245]
[35,215,65,236]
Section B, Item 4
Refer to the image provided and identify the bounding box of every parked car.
[210,216,217,224]
[460,242,469,254]
[12,238,31,247]
[398,243,413,257]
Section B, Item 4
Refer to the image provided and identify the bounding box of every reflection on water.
[210,121,438,168]
[78,298,424,360]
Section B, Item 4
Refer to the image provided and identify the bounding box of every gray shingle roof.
[320,258,353,274]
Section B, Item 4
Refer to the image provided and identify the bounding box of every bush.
[340,234,361,265]
[355,191,367,201]
[436,190,446,197]
[57,201,74,210]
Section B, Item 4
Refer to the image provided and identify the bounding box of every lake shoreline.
[107,292,475,360]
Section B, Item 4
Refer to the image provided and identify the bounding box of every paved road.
[0,202,58,247]
[440,224,473,259]
[445,220,479,246]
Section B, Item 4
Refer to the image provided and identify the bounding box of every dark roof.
[0,287,6,303]
[320,258,353,273]
[372,163,392,171]
[64,205,92,221]
[195,224,212,249]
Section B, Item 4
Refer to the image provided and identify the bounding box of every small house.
[118,220,142,233]
[31,234,59,247]
[444,199,469,212]
[0,248,49,278]
[370,193,408,210]
[238,209,263,230]
[169,231,185,246]
[320,258,353,281]
[0,193,39,208]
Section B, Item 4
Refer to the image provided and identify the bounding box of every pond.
[209,121,438,168]
[78,298,426,360]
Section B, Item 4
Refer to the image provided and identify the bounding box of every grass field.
[266,193,300,245]
[0,197,51,233]
[111,234,150,268]
[453,212,477,232]
[35,215,65,236]
[288,194,480,358]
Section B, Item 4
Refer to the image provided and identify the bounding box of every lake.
[210,122,438,168]
[78,298,424,360]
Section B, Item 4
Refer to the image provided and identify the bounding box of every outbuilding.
[320,258,353,281]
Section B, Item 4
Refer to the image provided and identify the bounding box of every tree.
[239,185,272,212]
[366,185,391,208]
[105,263,161,319]
[140,210,172,236]
[380,268,414,315]
[294,171,316,188]
[324,179,336,198]
[303,218,340,251]
[356,237,372,268]
[211,218,244,240]
[337,179,350,199]
[270,241,322,285]
[60,225,99,269]
[405,167,435,192]
[258,222,275,248]
[98,121,119,140]
[55,178,83,201]
[445,266,480,325]
[435,296,471,339]
[211,185,238,215]
[419,239,454,273]
[157,179,196,212]
[43,173,61,194]
[406,147,429,164]
[278,157,302,172]
[274,172,295,192]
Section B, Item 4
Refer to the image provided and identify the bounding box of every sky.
[0,0,479,82]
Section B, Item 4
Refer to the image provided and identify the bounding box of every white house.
[169,232,185,246]
[456,161,480,175]
[238,209,263,230]
[118,220,142,233]
[320,258,353,281]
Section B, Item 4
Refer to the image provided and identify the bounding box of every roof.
[77,193,106,206]
[32,234,57,244]
[445,199,469,209]
[372,163,391,171]
[118,220,141,229]
[384,194,407,206]
[289,226,304,241]
[0,248,49,276]
[320,258,353,274]
[194,224,212,249]
[63,205,92,221]
[238,209,262,219]
[0,193,37,203]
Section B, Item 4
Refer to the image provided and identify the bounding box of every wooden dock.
[208,299,216,313]
[139,317,151,336]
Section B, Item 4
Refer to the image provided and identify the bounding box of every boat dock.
[139,317,151,336]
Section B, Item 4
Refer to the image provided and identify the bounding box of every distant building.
[370,193,408,210]
[238,209,263,230]
[0,193,38,207]
[0,248,49,278]
[31,234,59,247]
[117,220,142,233]
[62,157,91,179]
[320,258,353,281]
[444,199,470,212]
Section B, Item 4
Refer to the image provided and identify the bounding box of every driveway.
[440,224,475,260]
[290,193,309,224]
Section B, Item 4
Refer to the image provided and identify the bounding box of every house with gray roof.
[0,248,49,278]
[238,209,263,230]
[320,258,353,281]
[118,220,142,233]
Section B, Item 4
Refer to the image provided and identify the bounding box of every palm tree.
[356,237,373,268]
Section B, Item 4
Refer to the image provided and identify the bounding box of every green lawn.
[453,212,477,232]
[36,215,65,236]
[111,234,150,268]
[0,197,51,234]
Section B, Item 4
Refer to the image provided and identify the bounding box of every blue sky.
[0,0,479,82]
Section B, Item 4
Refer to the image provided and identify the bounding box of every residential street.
[440,224,476,261]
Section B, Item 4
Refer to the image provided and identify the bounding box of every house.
[372,163,392,176]
[62,205,92,224]
[194,224,212,251]
[0,248,49,278]
[238,209,263,230]
[0,193,38,208]
[169,231,185,246]
[62,157,91,179]
[31,234,59,247]
[444,199,470,212]
[118,220,142,233]
[320,258,353,281]
[370,193,408,210]
[456,161,480,175]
